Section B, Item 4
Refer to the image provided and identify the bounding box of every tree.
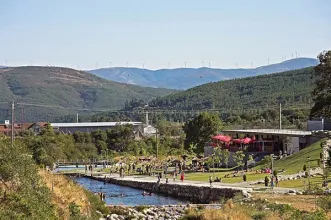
[310,50,331,117]
[221,149,230,168]
[233,151,245,170]
[183,112,222,154]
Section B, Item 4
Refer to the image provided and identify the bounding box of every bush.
[273,170,278,177]
[135,205,150,212]
[243,174,247,182]
[251,211,267,220]
[303,164,307,171]
[181,209,203,220]
[317,195,331,212]
[69,202,81,217]
[264,176,269,186]
[305,171,309,178]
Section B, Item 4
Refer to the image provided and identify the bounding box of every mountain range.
[0,66,176,122]
[88,58,318,90]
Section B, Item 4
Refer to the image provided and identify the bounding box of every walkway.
[87,173,297,194]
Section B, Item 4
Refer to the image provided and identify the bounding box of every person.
[209,176,213,187]
[275,176,279,187]
[85,165,87,174]
[142,191,147,196]
[166,177,169,184]
[180,171,184,183]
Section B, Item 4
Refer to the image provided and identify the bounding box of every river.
[73,177,188,206]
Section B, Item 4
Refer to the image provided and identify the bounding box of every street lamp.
[271,154,274,191]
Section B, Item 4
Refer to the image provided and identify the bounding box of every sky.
[1,0,330,70]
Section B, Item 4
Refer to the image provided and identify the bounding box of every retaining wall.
[86,175,242,204]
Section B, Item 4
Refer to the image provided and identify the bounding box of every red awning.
[243,137,252,144]
[212,135,232,143]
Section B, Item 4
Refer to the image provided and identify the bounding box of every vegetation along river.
[73,177,188,206]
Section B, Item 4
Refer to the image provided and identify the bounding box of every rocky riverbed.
[102,204,209,220]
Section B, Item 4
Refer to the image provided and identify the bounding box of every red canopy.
[243,137,252,144]
[212,135,232,143]
[232,139,242,144]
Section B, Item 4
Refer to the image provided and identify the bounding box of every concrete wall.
[88,176,242,204]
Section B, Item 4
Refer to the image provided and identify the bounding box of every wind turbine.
[201,60,204,67]
[109,62,112,68]
[209,62,211,68]
[167,62,171,69]
[126,61,129,68]
[184,61,187,68]
[96,62,99,69]
[143,63,145,69]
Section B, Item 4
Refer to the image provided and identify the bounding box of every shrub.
[303,164,307,171]
[69,202,81,217]
[317,195,331,212]
[273,170,278,177]
[305,171,309,178]
[243,174,247,182]
[264,176,269,186]
[181,208,203,220]
[251,211,267,220]
[135,205,150,212]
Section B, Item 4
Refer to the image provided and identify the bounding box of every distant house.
[143,125,157,137]
[49,122,145,135]
[307,118,331,131]
[28,122,48,135]
[0,122,39,135]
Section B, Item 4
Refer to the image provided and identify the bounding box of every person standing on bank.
[180,171,184,183]
[209,176,213,187]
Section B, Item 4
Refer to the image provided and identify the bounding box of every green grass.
[254,175,325,189]
[184,171,267,183]
[272,140,323,175]
[185,140,323,184]
[278,176,324,189]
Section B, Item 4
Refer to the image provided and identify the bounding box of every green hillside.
[0,66,176,122]
[148,67,315,111]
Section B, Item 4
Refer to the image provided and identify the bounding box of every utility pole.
[271,154,274,191]
[279,102,282,129]
[11,101,14,148]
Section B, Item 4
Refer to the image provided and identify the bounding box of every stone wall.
[87,176,242,204]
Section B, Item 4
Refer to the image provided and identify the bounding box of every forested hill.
[88,58,318,89]
[148,67,315,111]
[0,66,176,122]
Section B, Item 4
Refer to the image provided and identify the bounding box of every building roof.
[50,122,143,128]
[222,129,312,136]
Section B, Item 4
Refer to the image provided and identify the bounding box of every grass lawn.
[264,140,322,175]
[254,175,326,189]
[184,171,267,183]
[278,175,324,189]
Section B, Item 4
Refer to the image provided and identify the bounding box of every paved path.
[88,173,298,194]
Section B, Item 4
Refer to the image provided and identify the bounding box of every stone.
[110,214,119,220]
[289,189,296,193]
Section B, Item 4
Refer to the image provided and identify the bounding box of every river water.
[73,177,188,206]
